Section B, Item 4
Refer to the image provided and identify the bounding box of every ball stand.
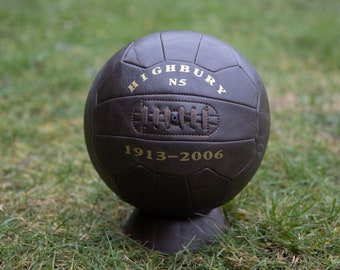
[123,207,227,254]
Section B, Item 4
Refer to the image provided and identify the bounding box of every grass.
[0,0,339,269]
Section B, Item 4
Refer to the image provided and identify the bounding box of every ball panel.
[188,168,230,213]
[229,45,267,92]
[94,52,137,104]
[94,137,256,179]
[94,59,263,110]
[151,174,192,216]
[161,31,202,62]
[255,92,271,159]
[221,156,262,203]
[84,78,125,198]
[215,67,260,108]
[195,34,238,71]
[117,165,155,210]
[123,32,164,68]
[95,95,257,141]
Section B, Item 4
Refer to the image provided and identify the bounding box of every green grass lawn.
[1,0,339,269]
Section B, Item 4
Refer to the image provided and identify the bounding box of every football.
[84,30,270,217]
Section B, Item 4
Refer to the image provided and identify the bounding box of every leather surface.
[84,30,270,216]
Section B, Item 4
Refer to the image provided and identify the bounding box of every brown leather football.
[84,31,270,217]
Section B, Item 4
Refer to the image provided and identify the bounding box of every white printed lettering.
[205,75,215,86]
[152,66,162,75]
[179,65,190,73]
[140,73,148,81]
[179,79,187,86]
[128,80,139,92]
[166,64,176,72]
[169,78,177,86]
[194,68,204,78]
[217,84,227,94]
[127,64,227,95]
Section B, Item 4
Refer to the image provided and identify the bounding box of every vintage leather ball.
[84,31,270,216]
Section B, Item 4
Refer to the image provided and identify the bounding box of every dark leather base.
[123,207,227,254]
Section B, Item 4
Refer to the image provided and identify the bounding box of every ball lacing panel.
[141,105,208,130]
